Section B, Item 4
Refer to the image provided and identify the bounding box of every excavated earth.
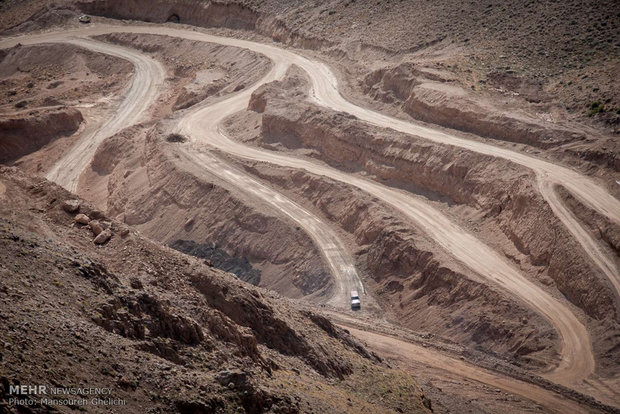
[0,167,431,413]
[221,67,620,373]
[88,122,332,299]
[0,42,132,173]
[72,33,333,300]
[0,0,619,413]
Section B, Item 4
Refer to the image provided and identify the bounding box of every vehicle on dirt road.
[79,15,91,23]
[351,290,361,310]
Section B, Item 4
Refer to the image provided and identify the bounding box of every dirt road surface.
[2,24,618,403]
[173,147,366,305]
[343,326,595,414]
[0,33,165,193]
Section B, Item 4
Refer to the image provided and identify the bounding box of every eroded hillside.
[0,167,430,413]
[0,1,618,412]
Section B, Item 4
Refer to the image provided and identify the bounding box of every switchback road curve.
[2,24,618,398]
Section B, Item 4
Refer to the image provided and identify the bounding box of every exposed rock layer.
[0,108,83,163]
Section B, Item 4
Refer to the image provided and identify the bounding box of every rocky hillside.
[221,66,620,373]
[5,0,616,125]
[246,0,619,129]
[0,167,430,413]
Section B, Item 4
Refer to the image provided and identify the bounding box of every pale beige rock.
[74,213,90,225]
[62,199,80,213]
[89,220,103,235]
[93,229,112,245]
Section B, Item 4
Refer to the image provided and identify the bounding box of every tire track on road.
[4,25,614,390]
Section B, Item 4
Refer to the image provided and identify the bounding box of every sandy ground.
[1,22,618,409]
[171,147,367,306]
[343,326,591,413]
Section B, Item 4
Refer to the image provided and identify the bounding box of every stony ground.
[0,167,430,413]
[0,1,618,412]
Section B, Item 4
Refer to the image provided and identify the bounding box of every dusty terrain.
[0,1,618,413]
[223,67,620,373]
[0,167,431,413]
[0,41,132,173]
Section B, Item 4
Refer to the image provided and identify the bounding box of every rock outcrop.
[0,166,431,413]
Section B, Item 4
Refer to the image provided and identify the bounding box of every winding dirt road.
[0,27,365,306]
[173,148,365,305]
[2,24,618,404]
[169,29,595,386]
[4,25,615,301]
[342,326,590,414]
[0,34,165,192]
[0,35,166,193]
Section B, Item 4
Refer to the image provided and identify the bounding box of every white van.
[350,290,361,310]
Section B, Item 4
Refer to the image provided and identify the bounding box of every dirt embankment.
[229,69,620,368]
[170,239,262,286]
[0,1,77,33]
[0,42,133,170]
[0,108,83,163]
[77,0,332,50]
[0,166,430,413]
[86,123,332,300]
[94,32,271,113]
[557,186,620,260]
[234,159,559,369]
[253,69,615,313]
[362,63,586,149]
[79,0,257,30]
[0,42,132,112]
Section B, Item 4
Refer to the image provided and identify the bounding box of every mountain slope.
[0,167,430,413]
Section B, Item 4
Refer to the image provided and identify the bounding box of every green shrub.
[587,101,605,116]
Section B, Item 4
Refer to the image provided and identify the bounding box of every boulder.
[89,209,105,220]
[93,230,112,245]
[74,214,90,225]
[89,220,103,235]
[214,369,247,388]
[62,199,80,213]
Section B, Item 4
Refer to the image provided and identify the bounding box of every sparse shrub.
[166,133,186,143]
[587,101,605,116]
